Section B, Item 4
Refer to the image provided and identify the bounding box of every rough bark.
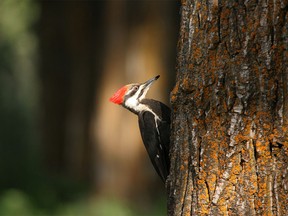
[168,0,288,215]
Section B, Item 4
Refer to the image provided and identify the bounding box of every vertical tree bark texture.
[168,0,288,215]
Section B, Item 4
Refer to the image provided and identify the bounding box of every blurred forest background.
[0,0,179,215]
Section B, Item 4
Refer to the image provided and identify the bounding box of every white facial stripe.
[125,95,139,110]
[126,87,135,95]
[138,84,151,101]
[134,85,144,100]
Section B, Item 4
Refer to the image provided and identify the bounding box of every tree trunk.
[168,0,288,215]
[39,1,101,183]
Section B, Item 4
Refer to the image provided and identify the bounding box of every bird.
[109,75,170,183]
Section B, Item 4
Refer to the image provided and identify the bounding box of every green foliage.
[56,198,133,216]
[0,190,165,216]
[0,0,40,193]
[0,190,35,216]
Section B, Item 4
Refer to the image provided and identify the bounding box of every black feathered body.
[137,99,170,182]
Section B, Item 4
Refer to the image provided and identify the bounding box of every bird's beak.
[141,75,160,89]
[138,75,160,100]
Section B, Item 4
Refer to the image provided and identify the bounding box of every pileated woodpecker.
[109,75,170,183]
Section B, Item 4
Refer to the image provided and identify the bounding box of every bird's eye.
[134,86,139,91]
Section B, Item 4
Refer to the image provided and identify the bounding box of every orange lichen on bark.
[241,140,258,196]
[193,46,203,62]
[182,77,192,92]
[218,182,238,212]
[217,199,228,214]
[197,178,210,215]
[181,0,188,6]
[255,175,274,215]
[255,140,270,155]
[170,82,179,104]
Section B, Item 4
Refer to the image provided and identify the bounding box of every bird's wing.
[138,111,170,182]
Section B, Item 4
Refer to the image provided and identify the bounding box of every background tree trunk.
[168,0,288,215]
[39,1,101,183]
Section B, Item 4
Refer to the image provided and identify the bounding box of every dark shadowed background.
[0,0,179,215]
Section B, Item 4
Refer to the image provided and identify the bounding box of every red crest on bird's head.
[109,85,128,105]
